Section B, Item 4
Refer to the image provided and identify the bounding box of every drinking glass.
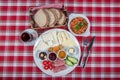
[19,29,38,45]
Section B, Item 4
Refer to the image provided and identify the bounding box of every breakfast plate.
[33,29,81,76]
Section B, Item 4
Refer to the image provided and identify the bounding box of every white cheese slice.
[63,31,70,40]
[35,40,49,51]
[47,40,53,47]
[42,32,53,42]
[57,32,63,44]
[62,39,76,47]
[60,31,67,41]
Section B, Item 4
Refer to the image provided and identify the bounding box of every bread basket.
[29,4,68,30]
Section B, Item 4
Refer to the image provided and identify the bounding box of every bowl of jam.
[58,50,67,60]
[48,52,57,61]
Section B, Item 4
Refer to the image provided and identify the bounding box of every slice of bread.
[34,9,48,28]
[50,8,62,21]
[57,11,66,25]
[44,9,57,27]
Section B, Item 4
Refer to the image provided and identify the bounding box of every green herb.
[75,22,85,31]
[75,24,81,31]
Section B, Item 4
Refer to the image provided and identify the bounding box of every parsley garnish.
[75,22,85,31]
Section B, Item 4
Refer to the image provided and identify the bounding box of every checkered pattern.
[0,0,120,80]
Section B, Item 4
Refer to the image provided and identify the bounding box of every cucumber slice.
[65,59,74,66]
[67,56,78,64]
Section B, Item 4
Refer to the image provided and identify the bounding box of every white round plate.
[33,29,81,76]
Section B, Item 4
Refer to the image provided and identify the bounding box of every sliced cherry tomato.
[48,61,53,66]
[44,65,49,70]
[42,60,48,65]
[42,60,53,70]
[49,65,53,70]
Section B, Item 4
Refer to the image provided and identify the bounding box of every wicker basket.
[29,5,68,30]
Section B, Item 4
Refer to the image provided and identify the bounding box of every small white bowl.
[68,13,90,36]
[57,50,67,60]
[48,52,57,62]
[36,50,47,60]
[67,47,76,55]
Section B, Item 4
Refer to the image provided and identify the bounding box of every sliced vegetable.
[49,65,53,70]
[65,56,78,67]
[42,60,48,65]
[67,56,78,64]
[65,59,74,67]
[44,65,49,70]
[42,60,53,70]
[48,61,53,66]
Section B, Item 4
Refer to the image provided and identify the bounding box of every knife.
[82,36,96,68]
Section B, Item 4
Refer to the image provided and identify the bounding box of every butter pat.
[68,48,75,54]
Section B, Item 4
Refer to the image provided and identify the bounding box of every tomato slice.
[42,60,53,70]
[42,60,48,65]
[49,65,53,70]
[44,65,49,70]
[48,61,53,66]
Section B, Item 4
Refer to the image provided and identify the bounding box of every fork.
[78,37,89,66]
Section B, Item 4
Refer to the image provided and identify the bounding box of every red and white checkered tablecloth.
[0,0,120,80]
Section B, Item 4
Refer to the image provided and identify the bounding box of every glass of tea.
[20,29,38,45]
